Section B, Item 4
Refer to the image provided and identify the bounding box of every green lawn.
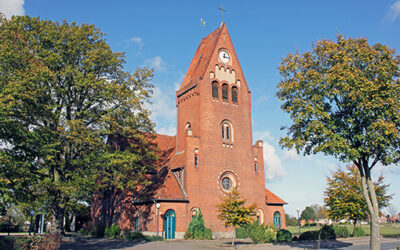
[286,224,400,237]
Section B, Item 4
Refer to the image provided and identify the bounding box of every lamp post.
[296,208,300,236]
[155,203,161,237]
[29,211,35,236]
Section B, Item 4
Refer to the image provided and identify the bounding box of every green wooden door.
[274,211,281,230]
[164,210,176,239]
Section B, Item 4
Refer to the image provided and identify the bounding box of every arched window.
[222,84,228,102]
[232,87,238,103]
[212,81,219,98]
[221,121,233,142]
[256,209,264,223]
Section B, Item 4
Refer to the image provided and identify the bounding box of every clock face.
[219,50,230,64]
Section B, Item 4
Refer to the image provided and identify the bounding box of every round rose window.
[221,177,232,190]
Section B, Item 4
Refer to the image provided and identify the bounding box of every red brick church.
[101,23,286,239]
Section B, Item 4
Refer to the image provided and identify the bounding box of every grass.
[287,223,400,237]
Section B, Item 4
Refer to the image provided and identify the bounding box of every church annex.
[100,23,287,239]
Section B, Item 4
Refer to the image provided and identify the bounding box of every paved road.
[61,235,400,250]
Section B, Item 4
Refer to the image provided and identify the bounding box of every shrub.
[145,235,164,242]
[185,209,212,240]
[104,225,121,238]
[276,229,292,242]
[247,222,276,243]
[299,230,319,241]
[125,232,146,241]
[204,228,212,240]
[333,226,350,238]
[37,234,62,250]
[0,237,14,249]
[81,221,104,237]
[292,236,298,241]
[184,231,193,239]
[235,226,248,239]
[320,224,336,240]
[353,227,366,237]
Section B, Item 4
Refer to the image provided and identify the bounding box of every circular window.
[219,171,238,193]
[221,177,232,190]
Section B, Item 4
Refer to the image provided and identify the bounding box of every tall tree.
[216,188,257,246]
[277,35,400,249]
[0,15,154,234]
[324,165,391,231]
[300,206,316,223]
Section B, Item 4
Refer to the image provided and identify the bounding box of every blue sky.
[1,0,399,217]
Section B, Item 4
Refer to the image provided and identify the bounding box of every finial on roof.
[218,5,227,22]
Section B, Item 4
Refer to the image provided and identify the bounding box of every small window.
[222,84,228,102]
[222,126,225,139]
[226,126,230,140]
[212,81,219,98]
[232,87,238,103]
[255,162,258,173]
[194,154,198,167]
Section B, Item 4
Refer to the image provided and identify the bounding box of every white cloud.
[127,36,144,55]
[255,95,269,104]
[387,0,400,22]
[283,148,299,161]
[157,126,176,136]
[147,86,176,122]
[263,141,287,180]
[144,56,167,72]
[0,0,24,18]
[255,130,286,180]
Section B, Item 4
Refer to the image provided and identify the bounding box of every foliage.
[276,229,292,242]
[299,230,319,241]
[79,220,104,237]
[247,221,277,243]
[353,226,366,237]
[185,209,212,240]
[285,214,298,226]
[333,225,351,238]
[144,235,164,242]
[104,224,121,238]
[325,165,391,224]
[235,226,248,239]
[0,15,155,234]
[301,206,316,222]
[124,231,147,241]
[310,204,328,221]
[0,235,61,250]
[320,224,336,240]
[216,188,257,245]
[216,188,257,228]
[277,35,400,249]
[183,231,193,240]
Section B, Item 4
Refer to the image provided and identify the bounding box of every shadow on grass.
[60,233,149,250]
[274,240,353,249]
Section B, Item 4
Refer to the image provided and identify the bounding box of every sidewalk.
[60,234,400,250]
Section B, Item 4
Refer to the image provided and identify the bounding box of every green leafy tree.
[300,206,316,225]
[216,188,257,246]
[324,165,391,232]
[277,35,400,249]
[0,15,155,234]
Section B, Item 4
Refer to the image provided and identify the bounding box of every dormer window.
[222,84,228,102]
[212,81,219,98]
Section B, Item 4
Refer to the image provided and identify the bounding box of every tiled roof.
[265,188,287,205]
[149,134,187,201]
[179,23,225,91]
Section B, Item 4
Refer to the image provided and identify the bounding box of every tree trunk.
[49,204,65,235]
[358,161,380,250]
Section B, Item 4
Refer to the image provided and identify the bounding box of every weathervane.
[218,5,227,22]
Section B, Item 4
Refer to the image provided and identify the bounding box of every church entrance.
[164,209,176,239]
[274,211,281,229]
